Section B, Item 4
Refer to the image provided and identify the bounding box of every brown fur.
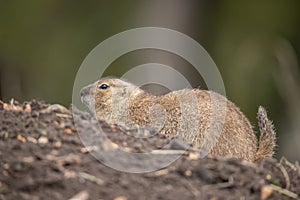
[80,78,276,162]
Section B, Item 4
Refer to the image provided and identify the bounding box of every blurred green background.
[0,1,299,161]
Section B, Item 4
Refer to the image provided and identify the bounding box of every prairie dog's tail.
[255,106,276,161]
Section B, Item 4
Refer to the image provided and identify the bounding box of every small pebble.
[27,136,37,144]
[69,190,89,200]
[23,156,34,163]
[261,185,273,200]
[64,128,72,134]
[184,170,192,176]
[17,134,26,143]
[38,136,49,144]
[54,140,62,148]
[114,196,128,200]
[188,151,200,160]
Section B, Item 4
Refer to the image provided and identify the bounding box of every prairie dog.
[80,77,276,161]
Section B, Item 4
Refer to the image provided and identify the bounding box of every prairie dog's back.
[129,89,257,161]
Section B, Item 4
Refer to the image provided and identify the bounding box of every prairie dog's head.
[80,78,143,120]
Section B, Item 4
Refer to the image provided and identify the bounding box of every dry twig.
[200,176,234,191]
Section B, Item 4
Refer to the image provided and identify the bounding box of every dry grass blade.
[276,163,290,189]
[78,172,104,185]
[270,184,298,199]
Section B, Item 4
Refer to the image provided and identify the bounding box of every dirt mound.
[0,100,299,200]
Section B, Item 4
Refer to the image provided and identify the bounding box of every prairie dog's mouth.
[81,94,96,112]
[81,95,92,106]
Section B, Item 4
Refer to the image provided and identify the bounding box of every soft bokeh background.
[0,1,299,161]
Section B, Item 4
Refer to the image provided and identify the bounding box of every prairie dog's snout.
[80,83,96,107]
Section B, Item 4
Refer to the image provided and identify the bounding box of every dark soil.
[0,100,299,200]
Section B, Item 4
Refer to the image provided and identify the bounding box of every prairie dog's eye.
[98,83,110,90]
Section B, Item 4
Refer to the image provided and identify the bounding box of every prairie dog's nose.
[80,87,89,97]
[80,84,96,106]
[80,84,94,97]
